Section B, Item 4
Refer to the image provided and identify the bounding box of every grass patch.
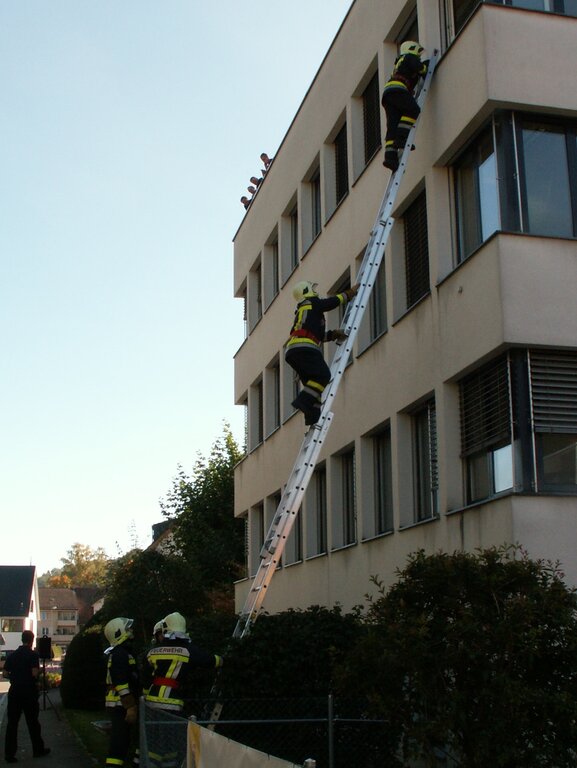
[62,708,109,764]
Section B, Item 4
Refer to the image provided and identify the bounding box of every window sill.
[398,515,439,532]
[361,529,394,544]
[305,551,328,562]
[330,541,358,553]
[392,290,431,327]
[446,488,515,516]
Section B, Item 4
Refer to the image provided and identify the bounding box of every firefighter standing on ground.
[143,612,223,714]
[104,617,141,767]
[285,280,359,426]
[381,40,428,172]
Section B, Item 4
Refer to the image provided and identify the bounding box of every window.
[451,0,482,35]
[404,191,430,307]
[290,205,299,270]
[448,1,577,43]
[335,124,349,205]
[263,233,279,310]
[248,379,263,450]
[265,360,281,436]
[247,261,262,331]
[362,71,381,164]
[369,261,387,341]
[280,197,299,283]
[311,170,321,240]
[333,449,356,547]
[460,355,513,503]
[307,466,327,556]
[530,350,577,492]
[517,120,576,238]
[373,429,393,535]
[455,114,577,261]
[1,619,24,632]
[282,357,299,421]
[459,349,577,502]
[412,400,438,521]
[249,503,264,577]
[455,124,500,260]
[285,497,303,565]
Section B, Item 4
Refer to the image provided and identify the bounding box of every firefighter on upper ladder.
[285,280,359,426]
[381,40,429,172]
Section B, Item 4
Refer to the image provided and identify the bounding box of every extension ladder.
[233,51,438,640]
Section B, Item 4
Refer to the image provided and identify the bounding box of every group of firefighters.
[286,40,428,426]
[103,613,223,767]
[104,39,429,766]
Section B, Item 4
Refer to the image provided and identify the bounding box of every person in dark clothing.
[381,40,428,172]
[3,630,50,763]
[103,617,141,767]
[285,280,359,426]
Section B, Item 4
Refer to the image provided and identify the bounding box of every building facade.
[233,0,577,616]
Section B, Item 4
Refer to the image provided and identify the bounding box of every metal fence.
[139,695,390,768]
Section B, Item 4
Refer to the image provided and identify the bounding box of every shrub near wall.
[60,625,107,710]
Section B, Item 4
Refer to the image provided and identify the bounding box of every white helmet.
[104,617,134,647]
[162,612,187,634]
[292,281,319,302]
[400,40,424,56]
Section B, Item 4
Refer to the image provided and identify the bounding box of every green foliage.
[160,424,245,590]
[218,605,363,698]
[60,625,107,710]
[101,548,207,645]
[335,547,577,768]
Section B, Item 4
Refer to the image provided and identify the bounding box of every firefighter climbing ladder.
[233,52,438,641]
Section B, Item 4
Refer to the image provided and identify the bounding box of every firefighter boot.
[383,147,399,172]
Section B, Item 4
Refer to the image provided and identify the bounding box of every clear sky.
[0,1,353,575]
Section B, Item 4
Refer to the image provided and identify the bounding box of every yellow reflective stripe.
[286,337,318,347]
[294,303,311,329]
[385,80,408,89]
[306,380,325,393]
[400,116,416,125]
[106,760,124,766]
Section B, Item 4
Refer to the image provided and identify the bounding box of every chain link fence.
[139,695,391,768]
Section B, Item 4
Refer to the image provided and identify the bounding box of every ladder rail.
[233,51,439,641]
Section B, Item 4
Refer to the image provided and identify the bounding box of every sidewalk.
[0,683,96,767]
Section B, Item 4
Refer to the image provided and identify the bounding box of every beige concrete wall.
[233,0,577,616]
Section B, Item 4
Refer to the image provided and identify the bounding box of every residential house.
[0,566,40,651]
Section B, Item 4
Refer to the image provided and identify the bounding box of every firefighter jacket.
[285,292,349,353]
[105,643,141,709]
[382,52,427,97]
[144,636,221,712]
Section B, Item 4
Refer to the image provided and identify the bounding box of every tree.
[336,547,577,768]
[160,424,245,597]
[59,543,110,587]
[100,548,208,644]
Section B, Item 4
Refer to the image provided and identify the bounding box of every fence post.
[328,693,334,768]
[139,696,148,768]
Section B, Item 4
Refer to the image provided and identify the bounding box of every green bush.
[60,625,107,710]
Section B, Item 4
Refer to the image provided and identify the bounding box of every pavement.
[0,682,97,767]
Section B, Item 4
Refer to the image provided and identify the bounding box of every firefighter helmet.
[292,281,319,302]
[104,617,134,647]
[162,612,187,634]
[400,40,424,56]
